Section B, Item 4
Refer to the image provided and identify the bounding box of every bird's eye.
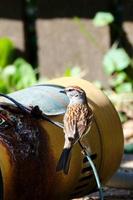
[68,89,73,92]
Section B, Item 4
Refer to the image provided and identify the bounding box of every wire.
[0,93,31,113]
[78,141,104,200]
[41,113,64,129]
[86,154,104,200]
[0,93,63,129]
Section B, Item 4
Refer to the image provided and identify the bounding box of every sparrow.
[56,86,93,174]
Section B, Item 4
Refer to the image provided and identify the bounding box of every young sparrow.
[56,86,93,174]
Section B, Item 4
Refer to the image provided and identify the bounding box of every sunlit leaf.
[2,65,16,76]
[103,54,116,75]
[0,37,15,68]
[64,66,81,77]
[0,76,9,93]
[114,49,131,70]
[13,58,37,89]
[93,12,114,27]
[0,65,16,91]
[110,72,127,86]
[115,83,132,93]
[64,68,71,76]
[103,48,131,74]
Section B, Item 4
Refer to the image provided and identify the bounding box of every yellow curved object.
[0,77,124,200]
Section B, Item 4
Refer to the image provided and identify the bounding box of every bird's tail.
[56,148,72,175]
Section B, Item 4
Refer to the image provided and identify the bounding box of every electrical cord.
[0,93,63,129]
[78,141,104,200]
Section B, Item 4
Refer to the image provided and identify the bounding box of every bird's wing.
[64,106,78,140]
[64,104,93,142]
[77,105,93,138]
[64,115,77,136]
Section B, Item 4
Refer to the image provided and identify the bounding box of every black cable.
[0,93,31,113]
[0,93,62,129]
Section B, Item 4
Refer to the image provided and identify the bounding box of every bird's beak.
[59,89,66,94]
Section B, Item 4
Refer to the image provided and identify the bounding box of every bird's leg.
[78,140,88,155]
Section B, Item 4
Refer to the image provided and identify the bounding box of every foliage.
[0,58,37,93]
[0,37,15,68]
[0,36,37,93]
[93,12,114,27]
[92,11,133,126]
[64,66,82,77]
[103,45,133,93]
[103,46,131,74]
[74,12,133,94]
[0,36,84,94]
[92,12,133,94]
[1,12,133,97]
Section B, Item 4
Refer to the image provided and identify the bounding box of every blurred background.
[0,0,133,91]
[0,0,133,199]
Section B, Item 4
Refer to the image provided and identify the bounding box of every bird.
[56,86,93,174]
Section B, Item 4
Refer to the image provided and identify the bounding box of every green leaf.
[0,68,12,93]
[64,66,81,77]
[0,58,37,93]
[64,68,72,76]
[114,49,131,71]
[93,12,114,27]
[0,37,15,68]
[2,65,16,77]
[12,58,37,90]
[103,54,116,75]
[0,78,7,93]
[110,72,127,87]
[115,82,132,93]
[103,48,131,74]
[0,65,16,90]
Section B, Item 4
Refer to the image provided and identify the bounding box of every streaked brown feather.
[64,103,93,143]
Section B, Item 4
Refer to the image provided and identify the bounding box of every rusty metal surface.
[0,104,59,200]
[0,78,124,199]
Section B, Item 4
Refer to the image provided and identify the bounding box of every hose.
[124,143,133,154]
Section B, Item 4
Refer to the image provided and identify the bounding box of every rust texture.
[0,104,57,200]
